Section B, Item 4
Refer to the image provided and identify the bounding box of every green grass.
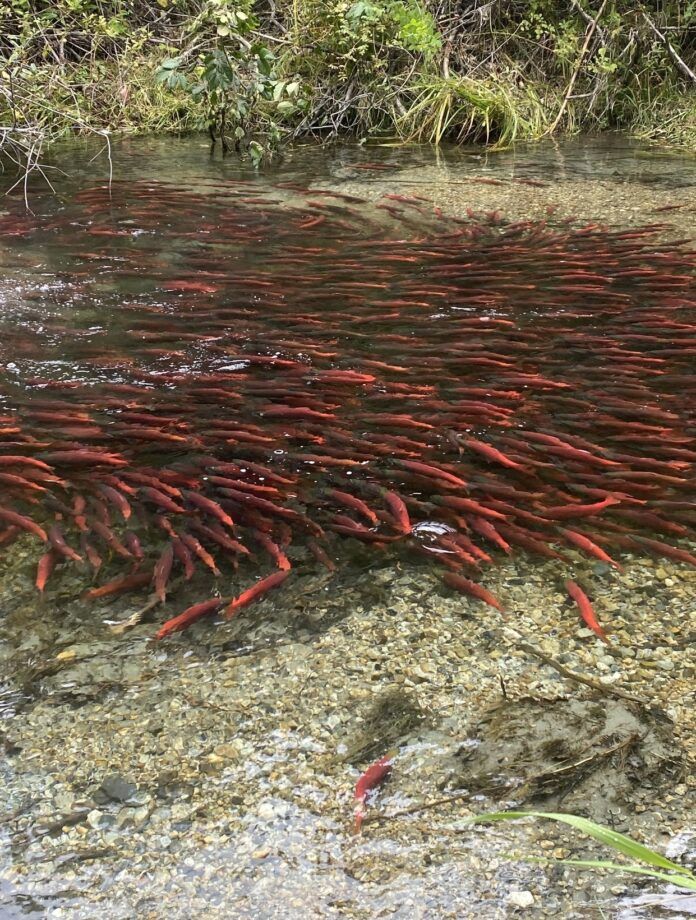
[468,810,696,892]
[392,75,549,147]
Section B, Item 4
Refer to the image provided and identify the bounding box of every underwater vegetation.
[0,180,694,637]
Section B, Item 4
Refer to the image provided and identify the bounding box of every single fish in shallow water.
[443,571,505,612]
[0,506,47,542]
[461,438,527,471]
[172,536,196,580]
[325,489,379,526]
[353,754,394,833]
[83,570,154,600]
[542,496,621,520]
[36,550,58,592]
[48,524,83,563]
[565,578,610,644]
[156,596,224,639]
[90,520,133,559]
[224,569,290,619]
[559,528,622,570]
[180,532,221,576]
[153,542,175,602]
[382,490,412,535]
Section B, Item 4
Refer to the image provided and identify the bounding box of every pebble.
[86,809,104,829]
[506,891,535,909]
[96,774,138,804]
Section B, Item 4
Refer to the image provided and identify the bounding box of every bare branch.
[642,11,696,86]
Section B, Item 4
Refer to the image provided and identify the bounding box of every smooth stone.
[97,774,138,804]
[506,891,535,909]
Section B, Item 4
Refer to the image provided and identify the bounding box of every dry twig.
[546,0,608,135]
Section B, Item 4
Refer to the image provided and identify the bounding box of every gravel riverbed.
[0,539,694,919]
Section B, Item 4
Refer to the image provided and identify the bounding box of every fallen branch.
[516,641,642,703]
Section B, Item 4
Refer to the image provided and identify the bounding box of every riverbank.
[1,0,695,171]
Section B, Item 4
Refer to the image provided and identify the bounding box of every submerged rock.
[95,773,138,804]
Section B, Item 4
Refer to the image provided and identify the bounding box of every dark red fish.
[36,550,58,592]
[84,570,153,600]
[560,529,622,570]
[90,520,133,559]
[443,572,505,612]
[0,506,47,542]
[462,438,526,471]
[139,487,186,515]
[542,497,621,520]
[40,450,127,467]
[253,531,291,571]
[172,536,196,580]
[48,524,83,563]
[398,460,467,489]
[182,490,235,529]
[156,596,225,639]
[383,490,411,534]
[96,483,132,520]
[180,533,221,576]
[326,489,379,526]
[153,543,175,602]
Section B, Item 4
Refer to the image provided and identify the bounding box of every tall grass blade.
[552,860,696,892]
[467,811,693,876]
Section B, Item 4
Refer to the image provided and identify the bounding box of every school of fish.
[0,176,694,639]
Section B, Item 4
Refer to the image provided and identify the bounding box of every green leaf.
[467,812,691,874]
[160,57,182,70]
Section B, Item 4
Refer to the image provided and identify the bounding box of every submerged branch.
[515,641,642,704]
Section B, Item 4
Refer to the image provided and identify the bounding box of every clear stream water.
[0,136,694,919]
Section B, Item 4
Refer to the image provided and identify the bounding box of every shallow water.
[0,136,694,918]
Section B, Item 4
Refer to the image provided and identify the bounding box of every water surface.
[0,136,694,919]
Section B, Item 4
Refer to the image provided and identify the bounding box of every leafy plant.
[2,0,695,172]
[154,1,280,159]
